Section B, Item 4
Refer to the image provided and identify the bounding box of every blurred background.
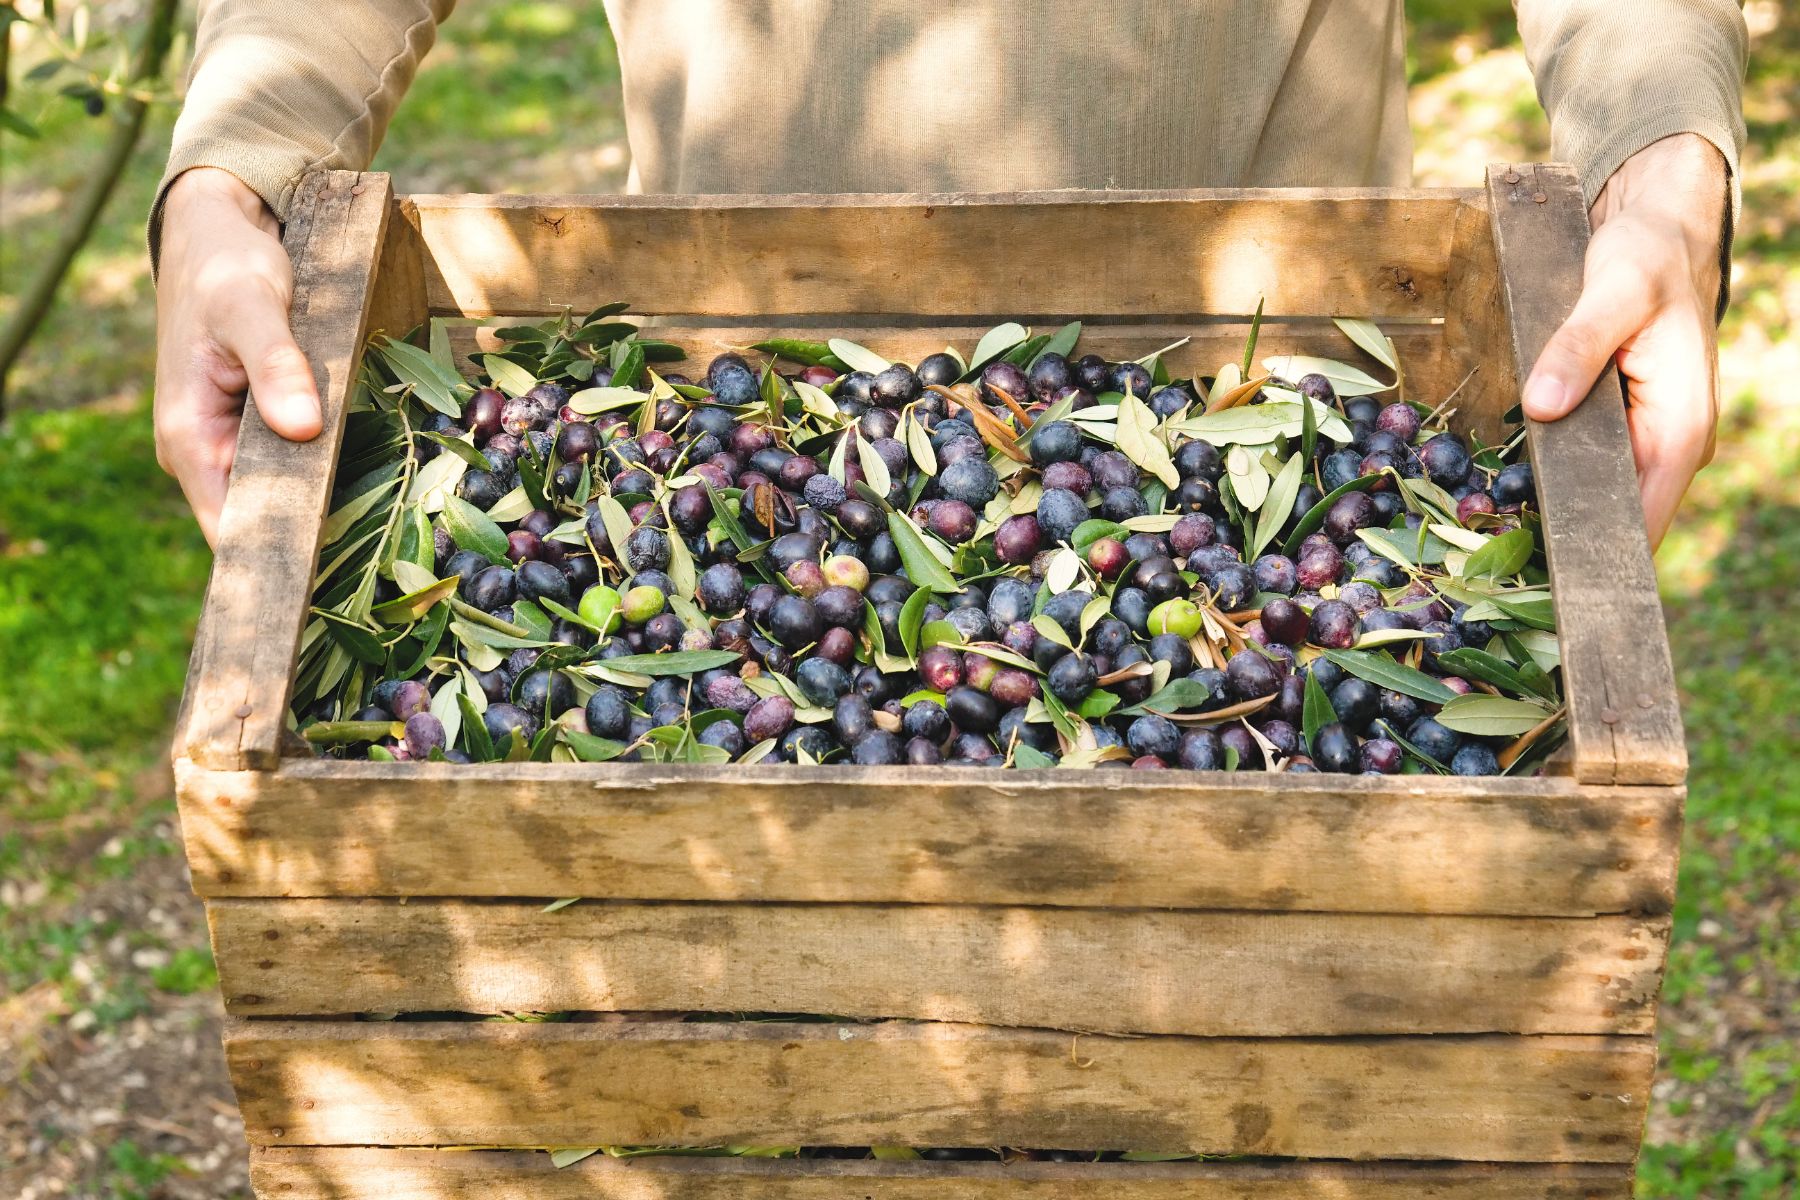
[1,1,1794,1196]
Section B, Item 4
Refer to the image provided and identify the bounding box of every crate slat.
[226,1020,1652,1162]
[1485,165,1686,786]
[406,189,1467,320]
[210,899,1668,1036]
[251,1149,1635,1200]
[175,171,393,772]
[175,761,1681,917]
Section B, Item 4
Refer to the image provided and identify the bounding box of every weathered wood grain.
[174,760,1682,917]
[178,171,393,771]
[1441,195,1519,440]
[408,189,1468,320]
[1486,165,1685,786]
[250,1148,1635,1200]
[225,1020,1654,1162]
[209,899,1668,1036]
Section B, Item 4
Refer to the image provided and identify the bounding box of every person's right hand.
[155,167,322,545]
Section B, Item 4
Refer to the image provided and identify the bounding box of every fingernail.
[1523,375,1566,418]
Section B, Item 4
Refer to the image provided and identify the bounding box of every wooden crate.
[174,165,1686,1200]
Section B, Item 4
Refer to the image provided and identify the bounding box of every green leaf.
[898,586,931,660]
[1320,648,1458,704]
[567,386,649,416]
[827,338,890,374]
[1435,647,1559,701]
[1033,321,1082,365]
[416,430,492,470]
[1262,354,1393,396]
[1461,527,1535,581]
[563,730,630,762]
[1001,334,1051,368]
[482,354,539,399]
[1249,453,1305,560]
[441,495,510,564]
[1011,742,1058,769]
[371,577,459,624]
[750,338,835,366]
[1299,367,1320,462]
[593,494,636,560]
[966,322,1029,375]
[0,107,41,138]
[1331,317,1399,370]
[1374,718,1449,774]
[1435,693,1559,737]
[886,511,960,593]
[1302,668,1339,746]
[1280,475,1380,558]
[591,650,745,675]
[1070,519,1128,552]
[1116,676,1213,717]
[1491,594,1557,631]
[1076,690,1120,718]
[458,692,495,762]
[312,609,388,664]
[1241,297,1265,378]
[610,341,647,390]
[378,337,467,416]
[1171,400,1352,448]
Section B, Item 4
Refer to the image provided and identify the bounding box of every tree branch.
[0,0,179,416]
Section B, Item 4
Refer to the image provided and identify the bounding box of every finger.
[215,289,322,442]
[1523,256,1658,422]
[1633,418,1709,549]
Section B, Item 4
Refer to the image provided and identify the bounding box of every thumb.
[1522,260,1656,422]
[219,296,323,442]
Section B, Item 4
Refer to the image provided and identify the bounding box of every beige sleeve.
[151,0,454,250]
[1514,0,1748,211]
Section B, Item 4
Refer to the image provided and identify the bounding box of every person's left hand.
[1520,133,1728,548]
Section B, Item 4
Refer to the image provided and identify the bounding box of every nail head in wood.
[1600,708,1621,725]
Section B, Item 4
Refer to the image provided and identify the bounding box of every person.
[151,1,1746,548]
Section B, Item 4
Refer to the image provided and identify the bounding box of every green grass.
[1,1,1796,1195]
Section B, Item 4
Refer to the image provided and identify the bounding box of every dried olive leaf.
[1206,373,1268,415]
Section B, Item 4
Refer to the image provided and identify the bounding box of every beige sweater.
[153,0,1746,240]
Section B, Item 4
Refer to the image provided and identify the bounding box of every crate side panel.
[407,190,1461,320]
[251,1148,1635,1200]
[211,899,1668,1036]
[226,1021,1653,1163]
[175,762,1682,917]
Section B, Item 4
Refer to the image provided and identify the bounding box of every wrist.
[165,167,278,238]
[1591,134,1727,250]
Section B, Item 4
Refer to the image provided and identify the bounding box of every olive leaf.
[1115,391,1180,488]
[1225,445,1271,512]
[407,452,467,514]
[751,338,835,366]
[566,386,648,416]
[378,338,468,416]
[1034,321,1082,365]
[1435,647,1558,701]
[485,486,536,524]
[371,576,459,625]
[593,494,635,561]
[1435,693,1560,737]
[1011,742,1058,769]
[1240,297,1266,377]
[1045,547,1082,592]
[594,650,744,675]
[1171,400,1351,448]
[1248,452,1305,561]
[416,430,493,470]
[966,322,1029,374]
[1331,317,1399,371]
[1319,648,1458,704]
[1116,676,1213,717]
[1302,668,1338,745]
[856,436,892,498]
[885,510,960,593]
[1461,527,1535,580]
[1262,354,1392,397]
[904,412,938,475]
[827,338,890,374]
[482,354,539,399]
[441,495,510,564]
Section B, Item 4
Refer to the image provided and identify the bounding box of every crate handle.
[176,172,393,771]
[1485,164,1685,785]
